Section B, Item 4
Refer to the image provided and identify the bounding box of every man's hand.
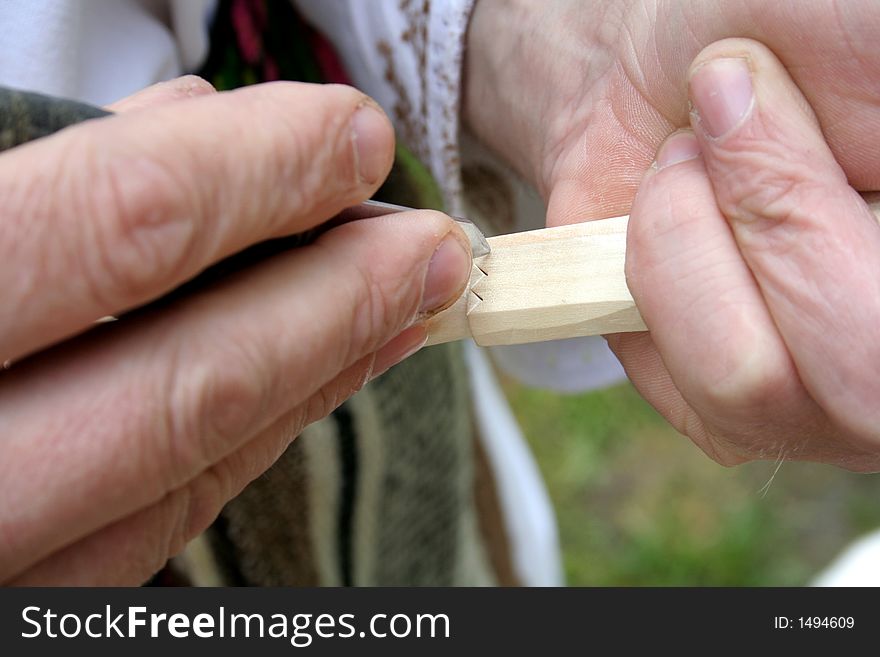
[620,40,880,470]
[0,77,472,584]
[466,0,880,222]
[465,1,880,468]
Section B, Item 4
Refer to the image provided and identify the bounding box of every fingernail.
[655,130,701,169]
[420,232,472,314]
[351,103,393,184]
[372,324,428,378]
[690,58,754,138]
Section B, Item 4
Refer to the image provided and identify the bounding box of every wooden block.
[427,197,880,347]
[426,215,644,346]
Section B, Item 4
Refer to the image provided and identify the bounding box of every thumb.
[688,38,880,440]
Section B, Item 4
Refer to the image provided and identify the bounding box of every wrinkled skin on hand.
[0,77,472,584]
[466,0,880,469]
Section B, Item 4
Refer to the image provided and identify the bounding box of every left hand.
[465,0,880,222]
[464,0,880,469]
[619,40,880,470]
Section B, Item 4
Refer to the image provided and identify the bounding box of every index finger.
[0,81,394,362]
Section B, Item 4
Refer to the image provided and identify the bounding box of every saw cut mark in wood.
[425,215,646,346]
[467,262,487,313]
[424,261,487,344]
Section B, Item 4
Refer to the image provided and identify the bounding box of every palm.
[466,0,880,466]
[513,0,880,226]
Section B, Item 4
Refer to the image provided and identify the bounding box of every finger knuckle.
[158,334,271,479]
[350,275,394,357]
[345,260,410,362]
[70,133,201,309]
[246,83,364,226]
[699,348,791,418]
[712,139,828,234]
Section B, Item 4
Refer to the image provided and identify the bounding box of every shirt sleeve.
[293,0,474,216]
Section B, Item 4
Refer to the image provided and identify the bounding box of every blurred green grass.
[502,377,880,586]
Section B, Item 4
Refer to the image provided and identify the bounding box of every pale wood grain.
[426,197,880,347]
[426,215,643,346]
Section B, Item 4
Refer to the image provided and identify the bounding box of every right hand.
[465,0,880,222]
[0,77,473,584]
